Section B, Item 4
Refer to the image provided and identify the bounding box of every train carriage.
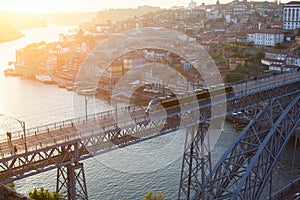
[145,84,234,115]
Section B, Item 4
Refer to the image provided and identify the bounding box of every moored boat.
[76,87,96,96]
[35,74,54,84]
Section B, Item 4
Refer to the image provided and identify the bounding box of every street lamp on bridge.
[0,114,27,154]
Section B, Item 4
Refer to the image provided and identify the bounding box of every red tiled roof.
[273,20,282,26]
[286,1,300,5]
[266,50,288,55]
[285,65,300,69]
[289,43,300,51]
[262,58,285,63]
[246,29,283,34]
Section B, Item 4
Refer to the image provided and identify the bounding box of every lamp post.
[281,63,286,85]
[85,96,90,121]
[0,114,27,153]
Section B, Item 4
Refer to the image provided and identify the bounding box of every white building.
[283,1,300,30]
[206,7,223,20]
[261,51,287,71]
[286,55,300,68]
[246,29,284,47]
[261,51,300,71]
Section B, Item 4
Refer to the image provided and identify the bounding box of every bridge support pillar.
[178,122,211,200]
[56,162,88,200]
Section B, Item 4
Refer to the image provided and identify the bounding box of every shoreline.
[0,24,48,43]
[0,33,25,43]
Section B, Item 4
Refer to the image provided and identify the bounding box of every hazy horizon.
[0,0,291,13]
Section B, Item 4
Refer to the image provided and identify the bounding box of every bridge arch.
[203,92,300,200]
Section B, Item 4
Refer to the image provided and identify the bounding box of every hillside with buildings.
[8,1,300,94]
[37,6,160,26]
[79,6,161,30]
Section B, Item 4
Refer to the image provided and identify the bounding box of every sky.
[0,0,291,13]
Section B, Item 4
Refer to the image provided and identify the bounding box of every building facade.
[261,51,300,71]
[246,29,284,46]
[283,1,300,30]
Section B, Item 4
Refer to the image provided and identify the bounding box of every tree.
[225,72,246,83]
[29,187,60,200]
[274,43,282,49]
[144,190,166,200]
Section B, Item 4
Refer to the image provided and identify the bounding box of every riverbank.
[0,25,24,43]
[0,11,47,43]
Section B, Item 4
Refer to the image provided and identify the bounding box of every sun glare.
[0,0,193,13]
[0,0,95,13]
[0,0,44,13]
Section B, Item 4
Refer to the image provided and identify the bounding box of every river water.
[0,24,299,200]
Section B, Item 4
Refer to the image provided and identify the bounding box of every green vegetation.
[6,181,15,189]
[225,72,246,83]
[95,6,160,23]
[80,6,160,29]
[28,187,60,200]
[143,190,166,200]
[222,42,266,83]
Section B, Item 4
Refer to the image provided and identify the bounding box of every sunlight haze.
[0,0,291,13]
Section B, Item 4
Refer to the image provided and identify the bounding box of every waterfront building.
[283,1,300,30]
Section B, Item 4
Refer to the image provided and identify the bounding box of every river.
[0,24,299,199]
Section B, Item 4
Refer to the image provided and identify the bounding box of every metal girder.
[200,92,300,200]
[0,82,299,185]
[0,78,299,200]
[178,82,300,200]
[57,162,88,200]
[178,122,211,200]
[233,94,300,199]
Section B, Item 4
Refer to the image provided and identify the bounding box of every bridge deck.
[0,72,299,187]
[0,72,299,159]
[0,106,147,158]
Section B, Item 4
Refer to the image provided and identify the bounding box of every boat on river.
[35,74,54,84]
[76,87,96,96]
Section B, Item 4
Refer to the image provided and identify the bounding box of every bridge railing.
[5,72,300,156]
[232,71,300,96]
[11,105,146,140]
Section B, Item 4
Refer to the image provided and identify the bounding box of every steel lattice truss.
[192,92,300,200]
[0,80,299,199]
[57,162,88,200]
[178,123,211,200]
[178,81,300,200]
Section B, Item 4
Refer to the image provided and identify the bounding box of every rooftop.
[246,29,283,34]
[286,1,300,5]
